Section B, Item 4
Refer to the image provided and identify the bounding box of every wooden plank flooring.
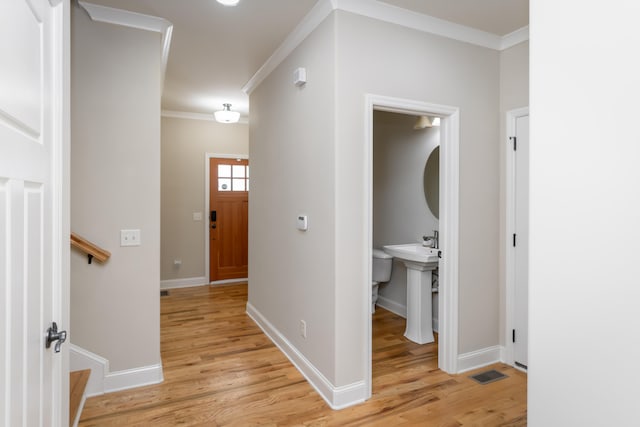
[79,284,527,426]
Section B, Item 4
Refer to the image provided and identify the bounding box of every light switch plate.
[121,229,141,246]
[193,212,202,221]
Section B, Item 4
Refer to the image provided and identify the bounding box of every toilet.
[372,249,393,313]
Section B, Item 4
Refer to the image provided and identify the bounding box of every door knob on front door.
[46,322,67,353]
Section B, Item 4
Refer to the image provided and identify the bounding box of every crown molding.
[241,0,335,95]
[162,110,249,125]
[500,25,529,50]
[79,2,173,89]
[243,0,529,95]
[336,0,502,49]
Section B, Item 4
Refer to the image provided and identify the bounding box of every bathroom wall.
[70,3,161,372]
[161,116,248,284]
[372,111,439,325]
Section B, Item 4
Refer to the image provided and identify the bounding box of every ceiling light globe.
[214,103,240,123]
[216,0,239,6]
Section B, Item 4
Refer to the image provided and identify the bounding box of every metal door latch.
[46,322,67,353]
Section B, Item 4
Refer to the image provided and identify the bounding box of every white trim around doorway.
[504,107,529,369]
[364,95,460,399]
[204,153,250,284]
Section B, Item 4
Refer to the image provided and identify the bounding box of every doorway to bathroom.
[365,95,460,398]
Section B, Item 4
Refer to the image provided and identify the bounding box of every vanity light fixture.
[216,0,240,6]
[413,115,441,130]
[214,103,240,124]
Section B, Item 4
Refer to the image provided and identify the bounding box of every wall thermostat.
[297,215,308,231]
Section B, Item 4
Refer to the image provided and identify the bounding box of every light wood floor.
[79,284,527,426]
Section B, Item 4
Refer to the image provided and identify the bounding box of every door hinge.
[509,136,517,151]
[513,233,516,247]
[512,329,516,343]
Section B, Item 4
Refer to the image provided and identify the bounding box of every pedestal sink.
[383,243,439,344]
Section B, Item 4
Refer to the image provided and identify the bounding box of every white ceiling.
[83,0,528,119]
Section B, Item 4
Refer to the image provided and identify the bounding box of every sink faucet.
[423,230,439,249]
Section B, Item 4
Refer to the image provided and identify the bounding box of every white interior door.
[513,114,529,368]
[0,0,69,425]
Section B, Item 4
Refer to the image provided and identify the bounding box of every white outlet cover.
[121,229,141,247]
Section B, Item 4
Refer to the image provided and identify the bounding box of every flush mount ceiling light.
[214,103,240,123]
[216,0,239,6]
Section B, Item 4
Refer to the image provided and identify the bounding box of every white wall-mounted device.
[294,67,307,87]
[297,215,308,231]
[121,229,141,246]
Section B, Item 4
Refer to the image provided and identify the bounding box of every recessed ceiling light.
[217,0,239,6]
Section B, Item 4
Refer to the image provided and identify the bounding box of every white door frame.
[364,94,460,397]
[204,153,249,285]
[504,106,529,368]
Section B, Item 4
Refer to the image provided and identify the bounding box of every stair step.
[69,369,91,427]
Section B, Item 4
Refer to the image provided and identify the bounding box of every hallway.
[79,284,526,426]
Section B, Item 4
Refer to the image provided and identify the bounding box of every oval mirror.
[423,146,439,219]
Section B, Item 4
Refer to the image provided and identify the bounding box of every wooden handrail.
[70,232,111,264]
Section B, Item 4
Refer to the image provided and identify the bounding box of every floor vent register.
[469,369,508,385]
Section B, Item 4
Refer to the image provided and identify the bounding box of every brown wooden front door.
[209,157,249,282]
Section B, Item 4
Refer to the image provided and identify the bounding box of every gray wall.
[250,8,502,389]
[372,111,439,320]
[161,116,248,282]
[248,15,337,382]
[70,4,161,371]
[333,10,500,385]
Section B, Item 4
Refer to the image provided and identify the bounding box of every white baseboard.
[246,302,366,409]
[376,296,406,318]
[210,278,248,286]
[69,344,108,396]
[456,345,504,373]
[70,343,164,397]
[160,276,208,289]
[104,364,164,393]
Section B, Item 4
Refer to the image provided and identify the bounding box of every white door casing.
[506,108,529,369]
[365,94,460,398]
[0,0,70,425]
